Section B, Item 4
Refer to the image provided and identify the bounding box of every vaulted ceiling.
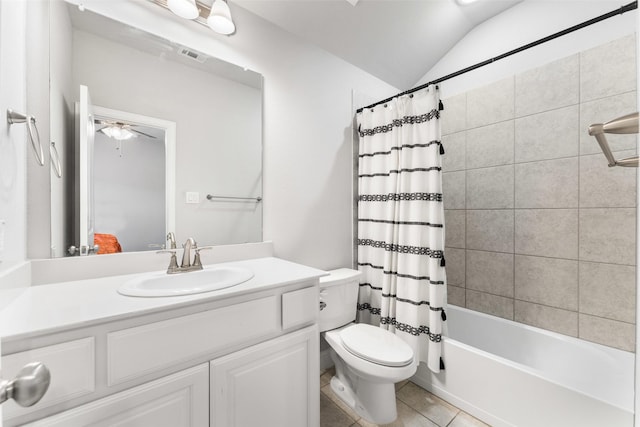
[234,0,523,89]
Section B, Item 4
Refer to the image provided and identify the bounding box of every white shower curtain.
[356,86,447,373]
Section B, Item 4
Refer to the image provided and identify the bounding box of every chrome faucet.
[157,237,213,274]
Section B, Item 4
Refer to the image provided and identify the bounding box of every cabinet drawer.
[107,296,278,385]
[282,286,318,330]
[27,364,209,427]
[2,338,95,420]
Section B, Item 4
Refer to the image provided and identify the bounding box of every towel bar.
[206,194,262,202]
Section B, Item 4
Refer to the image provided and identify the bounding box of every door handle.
[0,362,51,407]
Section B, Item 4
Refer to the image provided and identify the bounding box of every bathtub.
[410,305,635,427]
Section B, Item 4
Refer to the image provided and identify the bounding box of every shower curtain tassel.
[440,256,446,267]
[440,357,445,370]
[438,100,444,111]
[439,142,445,155]
[441,309,447,321]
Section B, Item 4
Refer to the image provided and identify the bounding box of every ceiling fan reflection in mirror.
[95,119,158,140]
[95,119,159,157]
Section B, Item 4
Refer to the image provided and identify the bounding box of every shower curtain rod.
[357,1,638,113]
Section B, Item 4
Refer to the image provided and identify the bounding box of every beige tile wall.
[442,34,637,352]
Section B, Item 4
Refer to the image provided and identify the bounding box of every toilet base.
[329,351,400,424]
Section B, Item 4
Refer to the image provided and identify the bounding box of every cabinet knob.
[0,362,51,407]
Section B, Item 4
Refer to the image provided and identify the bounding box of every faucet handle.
[192,251,202,268]
[156,249,176,255]
[166,232,177,249]
[167,253,179,271]
[192,246,213,268]
[157,249,179,273]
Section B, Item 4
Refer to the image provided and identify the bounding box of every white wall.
[66,0,398,270]
[49,0,75,258]
[0,1,28,270]
[25,0,52,260]
[417,0,638,98]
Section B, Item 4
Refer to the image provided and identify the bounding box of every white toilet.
[320,268,417,424]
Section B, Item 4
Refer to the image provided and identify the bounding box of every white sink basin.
[118,266,254,297]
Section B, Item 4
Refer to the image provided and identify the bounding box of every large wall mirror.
[49,1,263,257]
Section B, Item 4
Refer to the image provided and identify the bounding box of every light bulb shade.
[207,0,235,35]
[99,126,137,141]
[168,0,199,19]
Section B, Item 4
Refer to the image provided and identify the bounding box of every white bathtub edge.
[412,342,634,427]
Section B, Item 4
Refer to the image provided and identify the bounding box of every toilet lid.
[339,324,414,367]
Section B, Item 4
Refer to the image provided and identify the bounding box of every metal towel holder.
[7,109,44,166]
[50,141,62,178]
[588,112,639,167]
[206,194,262,202]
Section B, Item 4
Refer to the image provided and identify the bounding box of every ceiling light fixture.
[98,126,137,141]
[207,0,236,35]
[456,0,479,5]
[156,0,236,36]
[167,0,199,19]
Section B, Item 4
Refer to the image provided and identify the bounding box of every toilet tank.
[319,268,362,332]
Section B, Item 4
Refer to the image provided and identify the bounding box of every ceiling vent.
[178,46,208,63]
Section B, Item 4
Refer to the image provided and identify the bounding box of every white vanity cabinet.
[210,326,318,427]
[26,364,210,427]
[29,327,319,427]
[1,262,322,427]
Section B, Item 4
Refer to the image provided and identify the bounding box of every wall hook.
[7,109,44,166]
[50,141,62,178]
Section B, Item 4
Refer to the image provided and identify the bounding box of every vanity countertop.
[0,257,326,344]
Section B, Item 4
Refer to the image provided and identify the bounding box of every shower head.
[588,112,639,167]
[590,112,639,135]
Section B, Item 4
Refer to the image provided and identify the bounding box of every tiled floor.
[320,368,490,427]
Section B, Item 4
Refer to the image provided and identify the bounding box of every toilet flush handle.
[319,289,327,310]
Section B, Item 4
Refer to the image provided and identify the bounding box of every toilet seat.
[339,324,413,367]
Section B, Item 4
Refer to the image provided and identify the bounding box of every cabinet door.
[27,364,209,427]
[210,326,320,427]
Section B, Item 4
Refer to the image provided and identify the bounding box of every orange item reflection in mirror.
[94,233,122,254]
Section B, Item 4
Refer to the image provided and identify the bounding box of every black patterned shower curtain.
[356,86,447,373]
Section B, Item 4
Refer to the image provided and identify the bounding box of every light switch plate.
[186,192,200,204]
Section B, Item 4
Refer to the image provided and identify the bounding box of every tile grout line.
[512,77,516,322]
[577,50,582,340]
[446,235,636,266]
[464,91,468,307]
